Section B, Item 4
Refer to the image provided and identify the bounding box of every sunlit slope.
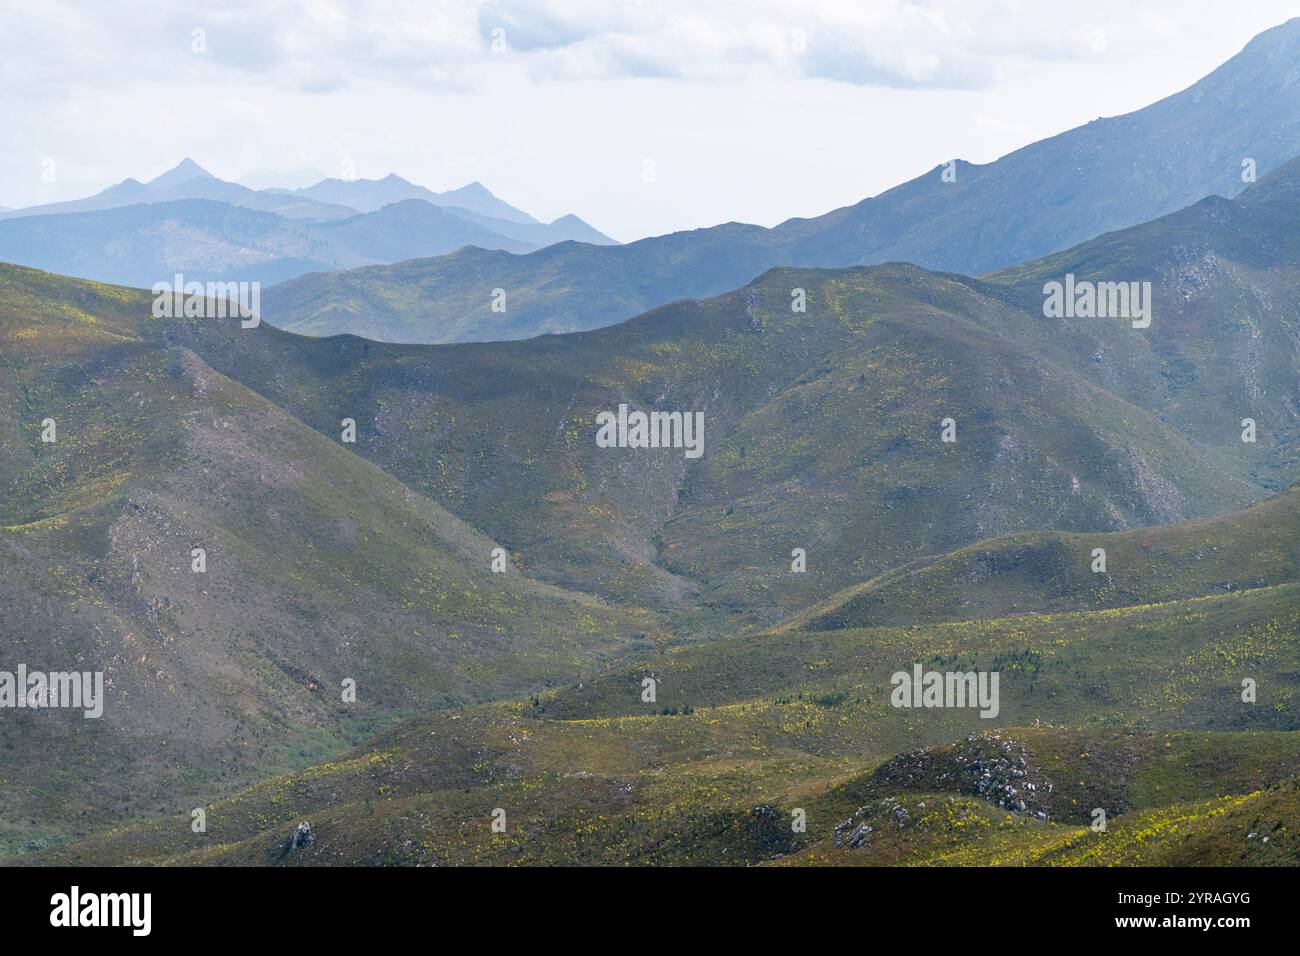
[780,483,1300,631]
[538,583,1300,729]
[27,578,1299,866]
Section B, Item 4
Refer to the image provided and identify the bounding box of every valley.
[2,155,1298,864]
[1,11,1298,874]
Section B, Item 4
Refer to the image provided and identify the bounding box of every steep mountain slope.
[26,158,1285,634]
[266,18,1300,344]
[0,264,664,855]
[146,157,218,190]
[779,15,1300,275]
[220,147,1300,619]
[981,166,1300,482]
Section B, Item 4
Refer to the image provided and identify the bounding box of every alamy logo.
[151,273,261,328]
[595,403,704,459]
[890,664,1000,719]
[0,665,103,718]
[1042,273,1151,328]
[50,886,151,936]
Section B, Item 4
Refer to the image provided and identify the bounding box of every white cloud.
[1,0,1221,97]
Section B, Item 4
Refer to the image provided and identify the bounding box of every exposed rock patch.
[872,733,1056,819]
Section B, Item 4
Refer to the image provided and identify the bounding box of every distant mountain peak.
[294,173,540,224]
[446,182,501,202]
[148,158,216,188]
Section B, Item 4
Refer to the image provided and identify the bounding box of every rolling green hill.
[4,139,1300,866]
[184,157,1300,624]
[0,266,664,855]
[16,478,1299,864]
[781,484,1300,631]
[26,576,1299,865]
[169,263,1271,623]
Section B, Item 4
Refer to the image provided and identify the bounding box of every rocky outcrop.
[872,733,1056,819]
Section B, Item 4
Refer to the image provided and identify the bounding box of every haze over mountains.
[0,160,616,288]
[4,142,1300,855]
[267,17,1300,344]
[292,174,540,222]
[0,159,355,222]
[2,16,1299,870]
[4,20,1297,347]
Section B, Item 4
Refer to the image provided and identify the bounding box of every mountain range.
[0,160,615,288]
[3,144,1300,857]
[290,173,540,222]
[2,18,1299,868]
[243,160,1300,622]
[265,17,1300,343]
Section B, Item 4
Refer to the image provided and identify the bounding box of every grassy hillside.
[0,266,665,856]
[9,438,1296,867]
[22,521,1299,867]
[188,261,1280,624]
[4,149,1300,865]
[537,581,1300,730]
[782,484,1300,631]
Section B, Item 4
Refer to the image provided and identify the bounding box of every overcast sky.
[2,1,1296,240]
